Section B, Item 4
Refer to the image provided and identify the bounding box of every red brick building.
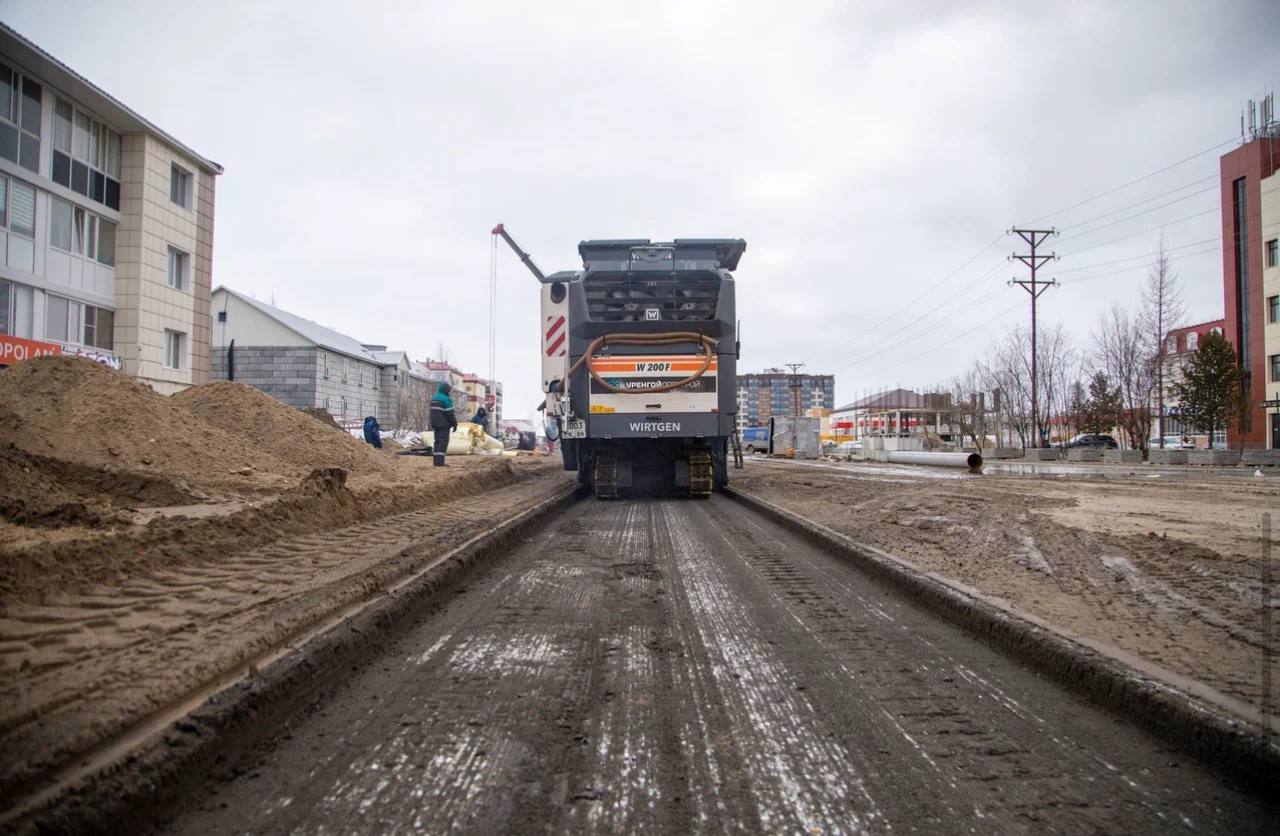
[1220,132,1279,449]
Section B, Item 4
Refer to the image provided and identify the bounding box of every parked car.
[1057,433,1119,450]
[1147,434,1192,449]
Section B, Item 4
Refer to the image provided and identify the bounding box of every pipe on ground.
[886,450,984,473]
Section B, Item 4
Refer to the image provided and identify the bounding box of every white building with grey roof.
[211,286,435,429]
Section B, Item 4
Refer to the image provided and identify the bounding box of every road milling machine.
[493,226,744,498]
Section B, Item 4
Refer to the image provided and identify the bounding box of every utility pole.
[1008,228,1059,448]
[785,362,805,419]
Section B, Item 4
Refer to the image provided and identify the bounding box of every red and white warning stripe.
[545,315,566,357]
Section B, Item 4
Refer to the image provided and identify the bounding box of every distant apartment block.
[0,24,221,393]
[736,368,834,430]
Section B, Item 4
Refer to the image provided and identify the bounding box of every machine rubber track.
[593,449,619,500]
[688,449,713,498]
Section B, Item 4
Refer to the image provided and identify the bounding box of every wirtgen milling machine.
[495,227,744,499]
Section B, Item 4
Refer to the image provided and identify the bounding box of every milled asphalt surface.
[163,496,1275,835]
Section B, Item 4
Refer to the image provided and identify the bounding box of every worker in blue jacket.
[429,382,458,466]
[362,415,382,448]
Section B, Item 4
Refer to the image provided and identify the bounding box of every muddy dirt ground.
[0,357,570,801]
[733,458,1279,723]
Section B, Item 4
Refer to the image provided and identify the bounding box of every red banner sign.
[0,334,63,366]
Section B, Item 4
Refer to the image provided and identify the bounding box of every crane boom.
[491,223,546,281]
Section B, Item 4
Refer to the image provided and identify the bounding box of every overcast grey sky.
[3,0,1276,416]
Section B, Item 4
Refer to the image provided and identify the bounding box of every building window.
[1,175,37,272]
[50,97,121,211]
[1272,354,1280,383]
[167,246,189,290]
[1166,335,1177,354]
[322,352,330,379]
[0,278,34,337]
[1268,239,1279,269]
[1232,177,1250,366]
[341,357,348,383]
[170,163,193,209]
[164,329,186,370]
[0,63,41,173]
[50,197,114,267]
[88,215,116,266]
[45,295,71,342]
[82,304,113,350]
[43,293,113,350]
[1187,331,1198,351]
[1270,295,1280,324]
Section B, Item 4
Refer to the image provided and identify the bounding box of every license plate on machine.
[562,418,586,439]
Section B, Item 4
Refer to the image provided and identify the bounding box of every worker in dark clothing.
[429,382,458,467]
[362,415,382,449]
[470,405,488,432]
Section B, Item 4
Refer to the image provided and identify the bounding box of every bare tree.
[945,367,991,450]
[1094,304,1155,453]
[1036,323,1081,445]
[435,341,452,365]
[977,330,1033,448]
[1140,236,1186,447]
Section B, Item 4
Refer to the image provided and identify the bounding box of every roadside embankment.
[0,357,570,803]
[733,459,1278,724]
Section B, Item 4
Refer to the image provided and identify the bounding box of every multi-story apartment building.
[1157,319,1226,442]
[1220,121,1278,448]
[0,24,221,392]
[736,368,835,430]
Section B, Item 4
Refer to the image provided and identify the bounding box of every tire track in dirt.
[0,474,572,799]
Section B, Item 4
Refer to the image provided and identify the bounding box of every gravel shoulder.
[732,458,1278,723]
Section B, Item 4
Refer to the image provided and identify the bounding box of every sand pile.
[173,381,402,479]
[302,407,342,430]
[0,445,200,527]
[0,357,294,485]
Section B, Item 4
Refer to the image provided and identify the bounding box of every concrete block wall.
[1149,449,1188,465]
[313,352,385,424]
[1025,448,1061,461]
[1188,450,1241,466]
[213,346,318,410]
[1103,450,1143,464]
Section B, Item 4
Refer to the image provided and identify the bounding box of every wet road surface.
[164,496,1274,834]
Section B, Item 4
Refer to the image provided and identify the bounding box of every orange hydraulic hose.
[567,332,719,394]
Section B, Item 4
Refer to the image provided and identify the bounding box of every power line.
[829,281,1010,375]
[1018,135,1238,225]
[1067,207,1220,256]
[1054,175,1217,233]
[813,260,1008,370]
[870,299,1025,377]
[806,233,1006,367]
[1061,244,1221,285]
[1054,236,1221,274]
[1056,185,1218,243]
